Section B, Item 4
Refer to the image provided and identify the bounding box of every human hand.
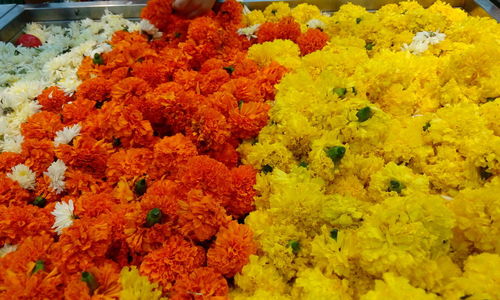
[172,0,216,18]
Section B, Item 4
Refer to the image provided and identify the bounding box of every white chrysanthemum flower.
[440,195,454,201]
[1,135,24,153]
[402,30,446,55]
[306,19,326,30]
[44,159,67,194]
[139,19,163,39]
[237,24,261,40]
[51,199,76,235]
[0,244,18,258]
[7,164,36,190]
[54,123,81,147]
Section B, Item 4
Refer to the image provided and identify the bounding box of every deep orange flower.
[200,58,226,74]
[106,148,154,185]
[171,267,229,300]
[21,138,55,173]
[173,69,200,91]
[140,0,174,32]
[75,77,113,102]
[140,235,205,290]
[227,165,257,218]
[187,107,231,151]
[228,102,271,139]
[206,91,238,117]
[124,208,174,253]
[61,98,96,125]
[50,215,112,274]
[63,261,121,300]
[55,135,113,177]
[206,140,239,168]
[74,192,120,218]
[132,59,172,87]
[187,17,223,48]
[215,0,243,30]
[177,189,231,242]
[0,267,64,299]
[111,77,151,107]
[257,61,288,100]
[0,204,53,245]
[178,156,233,207]
[77,56,103,81]
[200,69,231,95]
[64,168,112,197]
[21,111,63,141]
[257,17,301,43]
[297,28,329,56]
[0,174,31,206]
[233,58,259,78]
[207,221,257,277]
[37,86,72,113]
[151,134,198,179]
[35,174,63,203]
[0,152,23,173]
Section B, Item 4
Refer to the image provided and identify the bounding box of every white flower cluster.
[402,30,446,55]
[44,159,68,194]
[51,199,75,235]
[237,24,261,40]
[0,11,140,153]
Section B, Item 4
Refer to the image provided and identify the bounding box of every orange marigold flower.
[21,111,63,141]
[257,61,288,100]
[215,0,243,30]
[187,17,223,48]
[64,261,121,300]
[207,221,257,277]
[257,17,301,43]
[77,56,102,81]
[55,135,113,177]
[297,28,329,56]
[140,235,205,290]
[200,69,230,95]
[132,59,172,87]
[178,156,233,207]
[151,134,198,179]
[0,152,23,173]
[177,189,231,242]
[233,77,263,103]
[111,77,151,107]
[173,69,200,91]
[1,267,64,299]
[35,174,63,204]
[0,174,31,206]
[206,92,238,117]
[124,207,174,253]
[0,204,53,245]
[171,267,229,300]
[74,192,119,218]
[200,58,225,74]
[206,140,239,168]
[75,77,112,103]
[109,66,131,83]
[61,98,96,125]
[37,86,72,113]
[233,58,259,78]
[187,107,231,151]
[64,169,111,198]
[227,165,257,218]
[228,102,271,139]
[141,0,174,32]
[106,148,154,185]
[21,138,55,174]
[51,216,112,274]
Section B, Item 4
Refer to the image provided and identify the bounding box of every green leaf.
[261,164,273,174]
[330,229,339,241]
[81,271,99,295]
[93,53,104,65]
[356,17,362,24]
[365,42,374,50]
[32,260,45,274]
[288,240,300,254]
[223,65,235,74]
[333,87,347,98]
[388,179,405,193]
[32,196,46,208]
[145,208,163,227]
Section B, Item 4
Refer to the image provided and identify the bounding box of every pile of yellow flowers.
[233,1,500,299]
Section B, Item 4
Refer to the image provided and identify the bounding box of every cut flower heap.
[0,0,287,298]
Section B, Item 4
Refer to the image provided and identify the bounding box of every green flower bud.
[288,240,300,254]
[261,164,273,174]
[33,196,46,208]
[134,178,147,196]
[333,87,347,98]
[32,260,45,274]
[330,229,339,241]
[356,106,373,122]
[325,146,346,164]
[423,121,431,131]
[365,42,374,50]
[356,17,362,24]
[81,271,99,295]
[223,65,235,74]
[92,53,104,65]
[298,161,308,168]
[145,208,163,227]
[388,179,405,193]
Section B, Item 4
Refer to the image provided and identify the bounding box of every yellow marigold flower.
[291,268,352,300]
[290,3,322,24]
[444,253,500,299]
[263,2,292,22]
[448,183,500,253]
[119,266,165,300]
[361,273,439,300]
[247,39,301,68]
[234,255,289,295]
[244,10,266,26]
[231,289,291,300]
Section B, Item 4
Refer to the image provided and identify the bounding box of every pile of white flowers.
[402,30,446,55]
[0,11,141,153]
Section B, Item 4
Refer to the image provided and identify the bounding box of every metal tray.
[0,0,499,42]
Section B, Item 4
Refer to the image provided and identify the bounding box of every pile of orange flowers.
[0,0,298,298]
